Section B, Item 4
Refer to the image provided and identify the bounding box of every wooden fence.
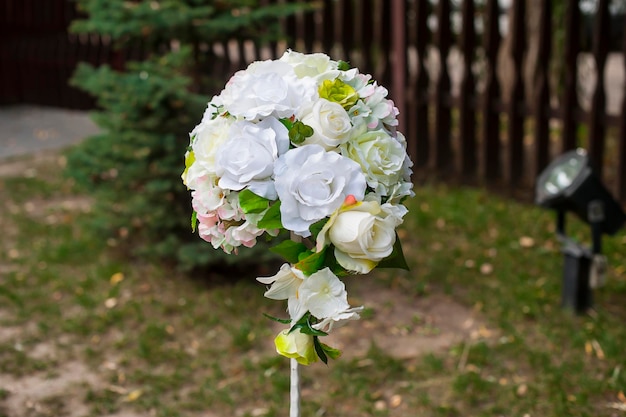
[1,0,625,202]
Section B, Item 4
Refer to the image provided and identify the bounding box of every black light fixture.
[535,148,626,313]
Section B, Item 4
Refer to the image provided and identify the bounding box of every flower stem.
[290,358,300,417]
[289,232,302,417]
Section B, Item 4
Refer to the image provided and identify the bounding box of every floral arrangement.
[182,50,413,366]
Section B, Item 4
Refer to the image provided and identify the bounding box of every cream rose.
[317,200,407,273]
[190,115,233,179]
[341,129,407,196]
[298,99,352,151]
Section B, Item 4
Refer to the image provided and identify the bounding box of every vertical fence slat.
[339,0,354,61]
[588,0,610,175]
[533,0,552,178]
[302,0,316,53]
[321,0,335,54]
[433,0,452,171]
[617,13,626,201]
[481,0,502,180]
[412,0,430,168]
[459,0,477,176]
[359,0,374,71]
[506,0,526,186]
[391,0,406,136]
[561,0,581,153]
[379,0,393,87]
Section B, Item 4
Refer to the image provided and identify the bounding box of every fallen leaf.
[607,402,626,411]
[486,248,498,257]
[516,384,528,396]
[389,394,402,408]
[480,263,493,275]
[374,400,387,411]
[592,340,605,360]
[110,272,124,286]
[124,389,143,402]
[618,391,626,403]
[519,236,535,248]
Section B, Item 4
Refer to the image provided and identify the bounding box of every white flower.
[221,60,317,120]
[257,263,305,301]
[215,117,289,200]
[274,144,367,237]
[298,268,350,319]
[317,200,407,274]
[191,177,226,213]
[312,306,364,333]
[279,49,339,80]
[190,115,233,180]
[298,98,352,151]
[342,129,408,197]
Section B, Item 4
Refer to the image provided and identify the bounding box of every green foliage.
[67,0,310,270]
[72,0,308,49]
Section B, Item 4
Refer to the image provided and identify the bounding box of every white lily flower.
[256,263,304,301]
[298,268,350,319]
[312,306,364,333]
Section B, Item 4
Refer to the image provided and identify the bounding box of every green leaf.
[313,336,328,364]
[289,121,314,145]
[377,235,410,270]
[295,247,328,276]
[337,60,351,71]
[239,189,270,214]
[320,248,351,277]
[191,211,198,233]
[270,240,308,263]
[279,117,294,130]
[309,218,327,240]
[262,313,291,325]
[320,342,342,360]
[258,202,282,230]
[289,314,328,337]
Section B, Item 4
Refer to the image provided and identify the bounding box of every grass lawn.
[0,150,625,417]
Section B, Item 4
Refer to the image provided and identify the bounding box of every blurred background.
[0,1,626,416]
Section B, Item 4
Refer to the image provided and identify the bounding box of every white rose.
[274,145,366,237]
[317,201,407,274]
[342,129,407,197]
[221,60,317,120]
[279,49,339,80]
[298,99,352,151]
[190,115,233,179]
[215,117,289,200]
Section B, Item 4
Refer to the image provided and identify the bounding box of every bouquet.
[182,50,414,366]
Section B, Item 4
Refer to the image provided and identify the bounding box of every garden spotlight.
[535,148,626,313]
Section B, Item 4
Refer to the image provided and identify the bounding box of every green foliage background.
[66,0,307,270]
